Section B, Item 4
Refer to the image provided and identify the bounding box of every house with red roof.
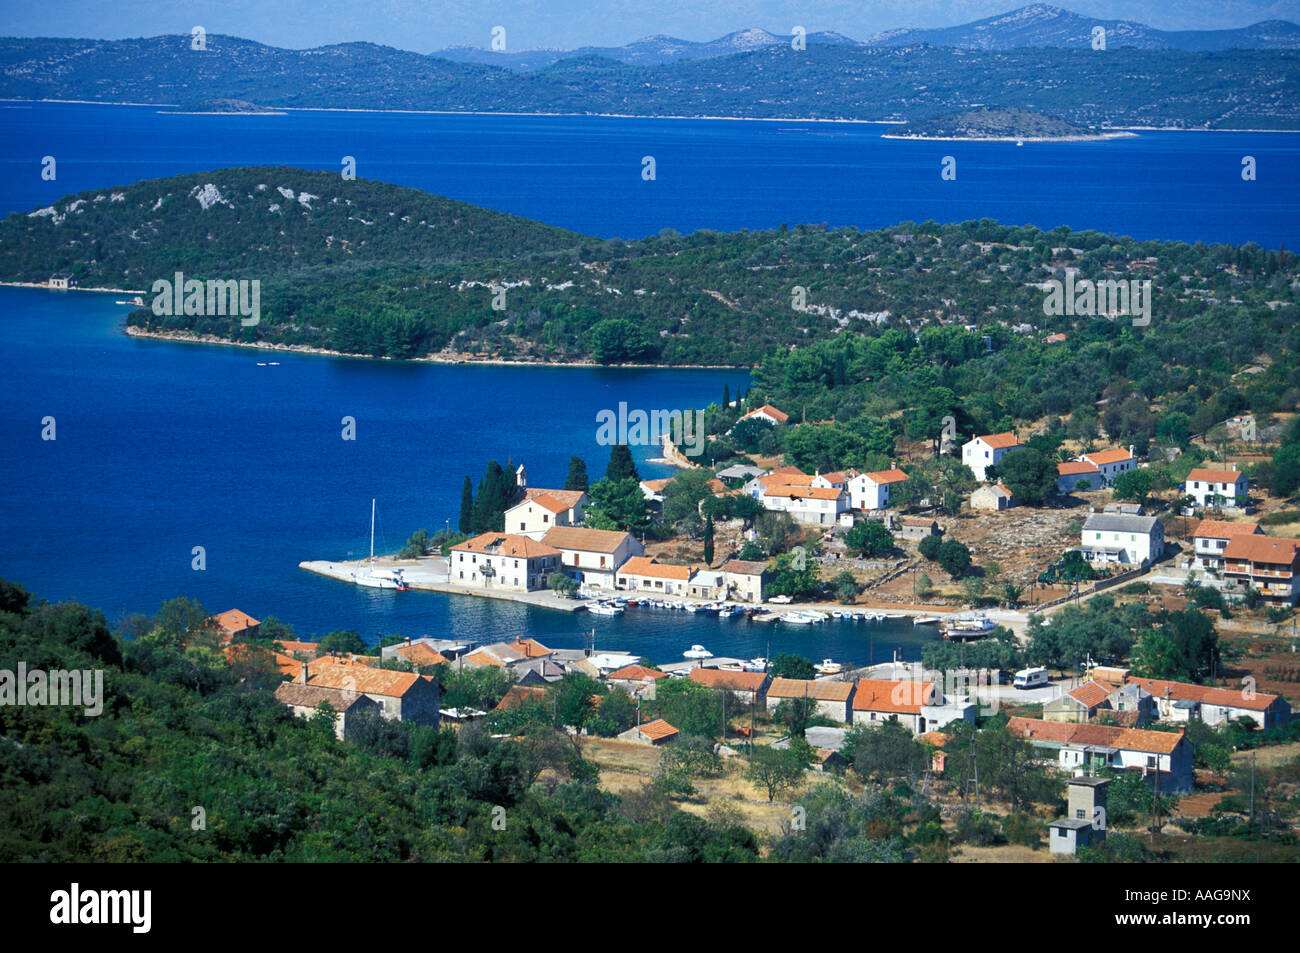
[739,404,789,427]
[688,667,771,705]
[1191,519,1262,570]
[1007,716,1194,792]
[1183,466,1249,508]
[846,464,910,511]
[450,532,563,592]
[1079,447,1138,485]
[1057,459,1102,494]
[961,432,1022,482]
[1222,535,1300,605]
[211,609,259,644]
[607,664,668,700]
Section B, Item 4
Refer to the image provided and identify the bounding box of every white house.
[759,485,848,525]
[846,465,909,511]
[1126,677,1293,732]
[542,526,643,589]
[1077,513,1164,566]
[719,559,769,603]
[961,432,1022,482]
[503,488,588,540]
[1079,447,1137,486]
[450,532,563,591]
[1191,519,1262,570]
[850,679,975,735]
[1183,466,1249,508]
[738,404,789,427]
[616,556,695,597]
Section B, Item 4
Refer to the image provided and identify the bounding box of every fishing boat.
[943,612,996,640]
[751,609,779,622]
[719,604,745,618]
[814,659,844,675]
[587,601,624,617]
[352,499,409,590]
[744,657,769,672]
[912,616,943,626]
[783,612,817,625]
[683,644,714,660]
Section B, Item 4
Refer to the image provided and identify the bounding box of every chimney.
[299,660,309,685]
[404,636,411,646]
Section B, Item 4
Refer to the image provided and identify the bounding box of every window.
[1076,809,1086,819]
[520,523,525,531]
[1147,756,1157,768]
[1056,828,1067,838]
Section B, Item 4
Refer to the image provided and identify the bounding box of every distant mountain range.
[2,5,1299,129]
[434,4,1300,70]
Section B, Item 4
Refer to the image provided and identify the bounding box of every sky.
[2,1,1297,52]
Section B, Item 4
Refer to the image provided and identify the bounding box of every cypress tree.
[565,456,589,492]
[723,383,730,410]
[606,444,639,483]
[458,476,474,535]
[703,518,714,565]
[472,460,507,533]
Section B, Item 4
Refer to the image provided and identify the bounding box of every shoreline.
[7,99,1299,134]
[0,280,145,295]
[880,131,1138,142]
[122,325,749,369]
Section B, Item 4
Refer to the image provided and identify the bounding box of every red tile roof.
[608,664,668,681]
[542,526,633,553]
[861,467,910,485]
[743,404,789,424]
[767,678,854,702]
[1067,680,1112,709]
[618,556,695,581]
[852,678,936,714]
[493,685,547,711]
[1082,448,1134,466]
[522,488,586,509]
[1187,468,1246,484]
[1125,677,1279,713]
[1222,535,1300,566]
[394,643,450,666]
[303,657,433,698]
[1006,716,1185,754]
[453,532,561,559]
[635,718,679,741]
[1058,461,1101,475]
[976,432,1021,450]
[1192,520,1261,539]
[213,609,259,635]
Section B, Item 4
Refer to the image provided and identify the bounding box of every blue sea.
[0,102,1295,665]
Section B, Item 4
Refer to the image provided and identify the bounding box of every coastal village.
[277,396,1300,858]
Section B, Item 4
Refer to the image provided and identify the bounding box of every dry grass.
[949,843,1056,863]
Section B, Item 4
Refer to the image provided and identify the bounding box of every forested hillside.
[3,169,1297,454]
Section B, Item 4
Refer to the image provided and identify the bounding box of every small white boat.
[718,604,745,618]
[587,602,624,617]
[683,644,714,659]
[744,657,769,671]
[783,612,817,625]
[814,659,844,675]
[751,610,779,622]
[913,616,943,626]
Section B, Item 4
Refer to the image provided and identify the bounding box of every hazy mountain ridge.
[2,34,1298,128]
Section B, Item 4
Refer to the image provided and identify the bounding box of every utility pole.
[1249,751,1256,823]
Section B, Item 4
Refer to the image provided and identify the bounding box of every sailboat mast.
[370,498,376,562]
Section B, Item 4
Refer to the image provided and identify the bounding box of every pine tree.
[606,444,639,483]
[703,518,714,564]
[565,455,589,492]
[458,476,474,535]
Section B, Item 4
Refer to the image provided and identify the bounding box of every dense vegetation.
[883,108,1099,139]
[2,36,1298,128]
[0,580,764,862]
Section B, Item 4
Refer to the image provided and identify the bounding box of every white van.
[1013,666,1049,690]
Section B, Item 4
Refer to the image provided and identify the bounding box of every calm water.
[2,102,1294,665]
[1,102,1297,247]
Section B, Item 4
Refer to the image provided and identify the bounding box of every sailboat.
[353,498,409,590]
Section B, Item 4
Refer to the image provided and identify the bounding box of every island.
[163,98,285,115]
[882,108,1135,142]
